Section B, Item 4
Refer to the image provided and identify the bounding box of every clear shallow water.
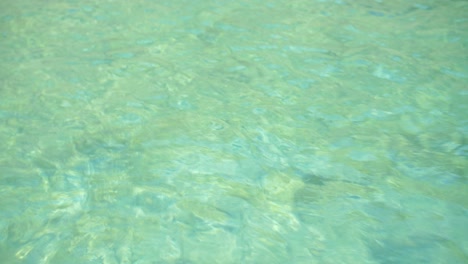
[0,0,467,263]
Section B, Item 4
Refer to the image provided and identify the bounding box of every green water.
[0,0,467,263]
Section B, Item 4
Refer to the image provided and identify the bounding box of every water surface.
[0,0,467,263]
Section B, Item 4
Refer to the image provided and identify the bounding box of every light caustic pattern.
[0,0,467,263]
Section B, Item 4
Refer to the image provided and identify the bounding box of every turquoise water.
[0,0,467,263]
